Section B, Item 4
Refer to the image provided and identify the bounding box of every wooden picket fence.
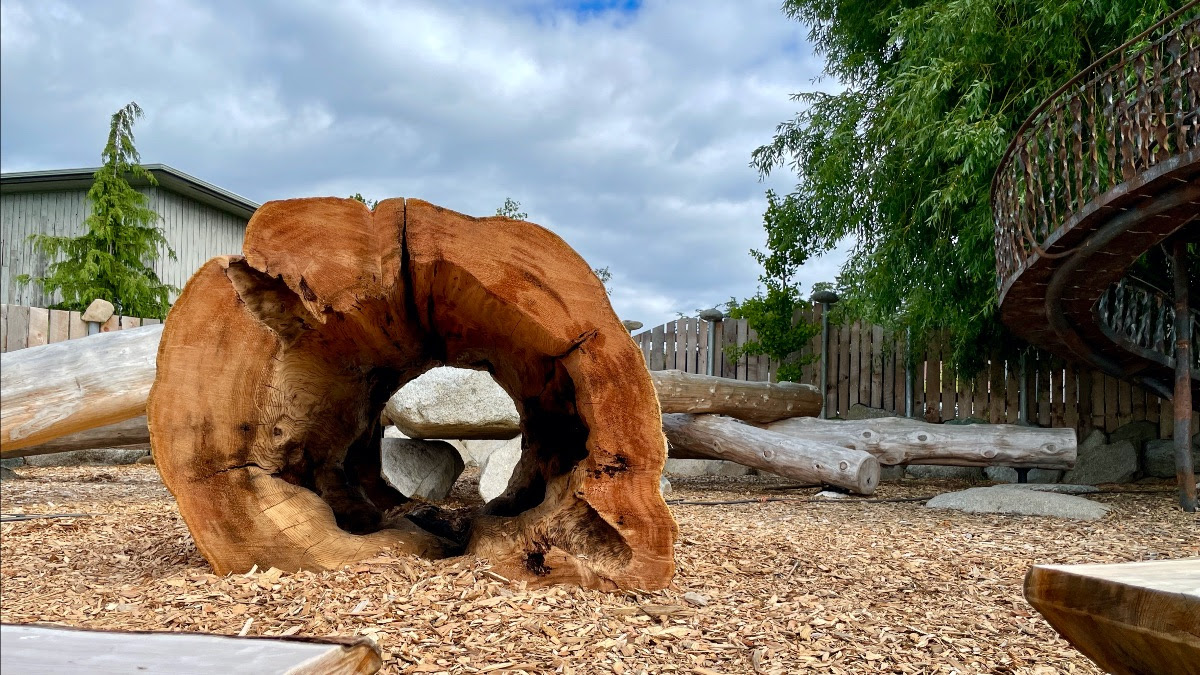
[635,307,1198,439]
[0,304,161,353]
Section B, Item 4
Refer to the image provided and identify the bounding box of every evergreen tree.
[20,102,177,318]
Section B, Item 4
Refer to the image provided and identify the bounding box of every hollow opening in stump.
[149,197,675,590]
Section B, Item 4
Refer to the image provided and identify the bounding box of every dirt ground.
[1,465,1195,674]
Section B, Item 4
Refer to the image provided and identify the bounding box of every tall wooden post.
[1171,239,1196,512]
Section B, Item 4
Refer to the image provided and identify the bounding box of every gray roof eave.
[0,164,261,220]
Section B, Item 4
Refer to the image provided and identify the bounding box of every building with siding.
[0,165,259,307]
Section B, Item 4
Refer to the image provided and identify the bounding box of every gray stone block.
[385,368,520,440]
[879,465,907,481]
[663,459,755,477]
[1061,439,1138,485]
[24,447,149,467]
[1,457,25,469]
[1144,437,1200,479]
[1110,420,1158,453]
[926,486,1109,520]
[478,438,524,502]
[984,466,1062,484]
[992,483,1099,494]
[905,465,986,481]
[380,438,465,501]
[844,404,894,421]
[943,417,988,426]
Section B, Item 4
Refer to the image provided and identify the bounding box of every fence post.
[698,308,723,376]
[1018,351,1029,425]
[812,290,839,418]
[904,327,914,418]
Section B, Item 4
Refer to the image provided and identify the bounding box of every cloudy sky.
[1,0,849,327]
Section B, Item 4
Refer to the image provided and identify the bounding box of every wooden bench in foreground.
[1024,558,1200,674]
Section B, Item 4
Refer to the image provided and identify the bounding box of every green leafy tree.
[495,197,528,220]
[495,197,614,294]
[348,193,379,209]
[725,191,820,382]
[752,0,1180,373]
[20,102,176,318]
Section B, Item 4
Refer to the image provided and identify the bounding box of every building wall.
[0,187,247,307]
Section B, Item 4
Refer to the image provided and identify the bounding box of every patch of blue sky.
[517,0,642,26]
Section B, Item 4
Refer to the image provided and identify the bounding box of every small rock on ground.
[0,466,20,480]
[682,592,709,606]
[813,490,848,500]
[659,476,672,496]
[926,487,1109,520]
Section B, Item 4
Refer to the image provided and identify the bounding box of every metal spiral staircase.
[992,4,1200,510]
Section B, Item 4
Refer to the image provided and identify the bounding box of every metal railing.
[992,4,1200,292]
[1096,276,1200,370]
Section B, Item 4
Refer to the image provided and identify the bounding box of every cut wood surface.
[662,413,879,495]
[7,416,150,458]
[651,369,821,423]
[0,624,381,675]
[148,197,676,590]
[765,416,1077,468]
[1,325,161,456]
[1024,558,1200,675]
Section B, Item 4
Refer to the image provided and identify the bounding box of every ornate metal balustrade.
[1097,276,1200,371]
[993,6,1200,298]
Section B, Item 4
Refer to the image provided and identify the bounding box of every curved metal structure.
[992,4,1200,402]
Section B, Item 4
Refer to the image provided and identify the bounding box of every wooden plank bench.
[1024,558,1200,674]
[0,624,381,674]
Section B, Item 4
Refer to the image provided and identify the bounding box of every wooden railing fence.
[0,304,161,353]
[635,307,1199,439]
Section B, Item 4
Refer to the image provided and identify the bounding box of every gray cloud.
[1,0,845,327]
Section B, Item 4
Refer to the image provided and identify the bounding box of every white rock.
[659,476,672,496]
[682,591,708,606]
[383,426,406,438]
[380,438,465,501]
[385,368,520,440]
[813,490,848,500]
[478,437,524,502]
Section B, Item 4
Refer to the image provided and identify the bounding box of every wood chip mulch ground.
[1,465,1196,674]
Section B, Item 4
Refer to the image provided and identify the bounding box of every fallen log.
[8,417,151,458]
[148,197,676,590]
[651,370,820,423]
[765,416,1076,469]
[662,413,879,495]
[1,325,161,456]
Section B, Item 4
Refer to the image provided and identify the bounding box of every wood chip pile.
[2,466,1196,674]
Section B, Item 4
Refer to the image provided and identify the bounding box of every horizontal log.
[651,370,821,423]
[1,325,162,457]
[6,417,151,458]
[765,416,1077,469]
[662,413,879,495]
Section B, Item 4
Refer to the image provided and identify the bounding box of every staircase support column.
[1171,239,1196,512]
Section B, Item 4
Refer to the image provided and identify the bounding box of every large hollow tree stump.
[148,198,677,590]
